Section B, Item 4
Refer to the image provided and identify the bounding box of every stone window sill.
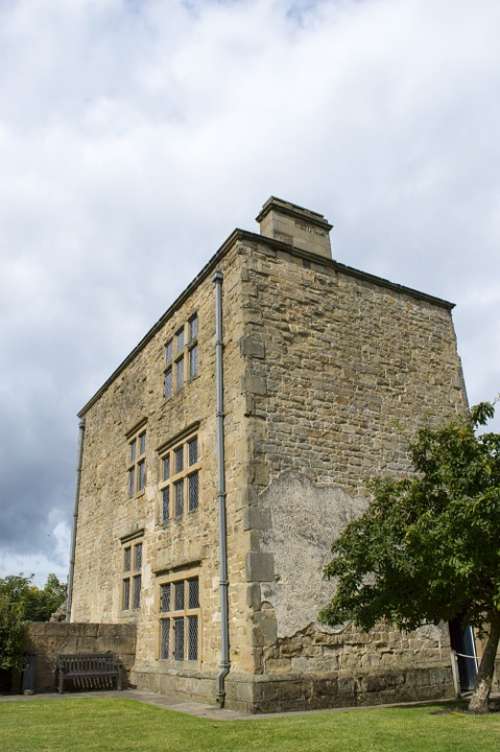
[130,490,146,501]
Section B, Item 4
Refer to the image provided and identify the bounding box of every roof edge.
[78,228,454,417]
[239,230,455,311]
[77,228,241,417]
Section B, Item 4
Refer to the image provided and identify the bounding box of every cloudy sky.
[1,0,499,585]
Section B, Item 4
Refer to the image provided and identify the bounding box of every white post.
[450,650,461,698]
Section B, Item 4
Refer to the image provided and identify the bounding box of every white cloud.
[0,516,70,587]
[1,0,499,578]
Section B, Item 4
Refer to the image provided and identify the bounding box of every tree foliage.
[320,402,500,712]
[0,574,67,670]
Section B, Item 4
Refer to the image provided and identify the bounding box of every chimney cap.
[255,196,333,231]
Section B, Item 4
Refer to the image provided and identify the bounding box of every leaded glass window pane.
[130,439,136,463]
[176,356,184,390]
[175,479,183,518]
[188,437,198,465]
[139,432,146,455]
[122,579,130,610]
[174,617,184,660]
[174,580,185,611]
[162,486,170,525]
[175,327,184,352]
[162,454,170,481]
[188,616,198,660]
[128,467,135,497]
[123,547,131,572]
[137,460,146,491]
[174,446,184,473]
[160,583,171,612]
[133,574,141,609]
[189,345,198,380]
[165,339,173,364]
[164,367,172,398]
[158,578,199,662]
[160,618,170,659]
[134,543,143,570]
[189,314,198,342]
[188,577,199,609]
[188,472,199,512]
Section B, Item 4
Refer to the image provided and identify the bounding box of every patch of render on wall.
[259,472,369,639]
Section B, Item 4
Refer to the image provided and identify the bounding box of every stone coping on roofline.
[77,228,455,418]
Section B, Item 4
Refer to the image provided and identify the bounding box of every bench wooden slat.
[56,653,122,694]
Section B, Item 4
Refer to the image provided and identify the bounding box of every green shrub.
[0,574,66,670]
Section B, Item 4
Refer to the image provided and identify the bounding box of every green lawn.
[0,698,499,752]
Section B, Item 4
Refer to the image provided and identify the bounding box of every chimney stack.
[256,196,333,260]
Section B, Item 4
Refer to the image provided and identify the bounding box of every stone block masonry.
[237,236,467,704]
[24,622,137,692]
[68,197,477,711]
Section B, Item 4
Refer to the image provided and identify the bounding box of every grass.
[0,697,499,752]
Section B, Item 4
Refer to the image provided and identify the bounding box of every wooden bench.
[56,653,122,693]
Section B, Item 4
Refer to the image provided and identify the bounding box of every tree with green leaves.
[26,574,67,622]
[320,402,500,714]
[0,574,67,671]
[0,582,26,671]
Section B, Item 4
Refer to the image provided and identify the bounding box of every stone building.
[69,197,470,712]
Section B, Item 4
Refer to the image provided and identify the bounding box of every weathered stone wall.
[237,238,468,700]
[70,224,472,711]
[250,664,454,713]
[24,622,136,692]
[71,241,257,695]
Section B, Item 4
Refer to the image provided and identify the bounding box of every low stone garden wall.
[24,622,137,693]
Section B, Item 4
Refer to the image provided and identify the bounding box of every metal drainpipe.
[213,271,230,706]
[66,418,86,621]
